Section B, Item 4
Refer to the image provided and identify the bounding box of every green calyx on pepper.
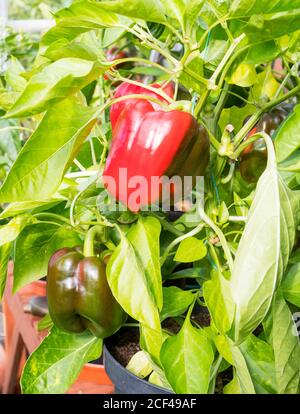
[239,108,287,183]
[47,226,126,338]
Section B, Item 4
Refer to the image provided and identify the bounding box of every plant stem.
[203,124,221,151]
[126,25,177,66]
[213,82,230,134]
[0,126,34,134]
[89,137,97,166]
[111,56,173,74]
[165,22,184,43]
[221,162,235,184]
[36,220,61,227]
[194,89,210,118]
[208,354,223,394]
[160,222,205,265]
[83,225,106,257]
[210,34,246,86]
[198,204,234,272]
[232,134,262,158]
[65,170,98,179]
[183,66,210,87]
[122,323,140,328]
[216,44,249,91]
[97,93,171,118]
[113,76,174,104]
[233,84,300,148]
[228,215,247,222]
[34,212,70,225]
[73,158,86,171]
[151,214,184,236]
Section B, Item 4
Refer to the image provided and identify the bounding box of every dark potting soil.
[106,328,141,367]
[191,308,211,327]
[106,311,232,394]
[106,311,211,368]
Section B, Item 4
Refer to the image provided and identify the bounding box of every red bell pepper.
[103,100,209,212]
[110,81,174,130]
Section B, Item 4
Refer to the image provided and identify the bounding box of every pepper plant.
[0,0,300,394]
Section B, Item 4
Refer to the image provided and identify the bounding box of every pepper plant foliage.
[0,0,300,394]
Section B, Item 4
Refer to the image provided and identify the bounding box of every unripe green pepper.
[239,108,287,183]
[47,227,126,338]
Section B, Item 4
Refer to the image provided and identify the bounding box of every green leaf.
[201,39,228,69]
[0,91,19,111]
[251,69,280,103]
[278,185,300,277]
[0,214,36,247]
[275,104,300,163]
[0,99,96,203]
[107,218,161,330]
[230,144,299,343]
[160,287,194,321]
[203,270,235,334]
[239,334,277,394]
[242,10,300,42]
[180,56,204,94]
[229,1,300,16]
[148,370,172,390]
[5,58,103,118]
[13,223,81,292]
[126,351,153,379]
[223,375,241,394]
[280,263,300,307]
[43,1,124,46]
[229,63,257,87]
[230,343,256,394]
[245,41,279,65]
[127,66,164,76]
[92,0,167,23]
[174,237,207,262]
[126,216,163,310]
[102,27,128,48]
[183,0,205,29]
[140,324,163,367]
[5,57,27,92]
[167,267,209,281]
[213,333,234,365]
[266,292,300,394]
[219,103,256,134]
[0,199,64,219]
[44,32,102,62]
[160,0,204,31]
[160,317,214,394]
[0,243,12,299]
[42,25,94,47]
[37,314,53,332]
[278,151,300,173]
[218,201,229,224]
[21,327,102,394]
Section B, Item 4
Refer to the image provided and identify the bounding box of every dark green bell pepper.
[47,227,126,338]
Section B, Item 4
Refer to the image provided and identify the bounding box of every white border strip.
[7,19,55,33]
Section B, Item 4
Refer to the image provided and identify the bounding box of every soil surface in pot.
[106,311,233,393]
[106,310,211,367]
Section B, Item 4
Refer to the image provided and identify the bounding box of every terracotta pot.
[67,362,114,394]
[3,263,114,394]
[19,279,47,297]
[0,342,6,391]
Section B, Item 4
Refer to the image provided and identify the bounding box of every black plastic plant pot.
[103,345,172,394]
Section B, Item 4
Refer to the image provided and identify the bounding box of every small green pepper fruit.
[47,228,126,338]
[239,108,287,183]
